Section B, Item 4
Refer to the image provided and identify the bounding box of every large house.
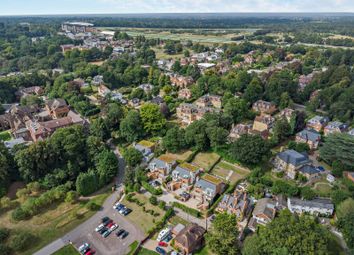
[170,75,194,88]
[287,197,334,216]
[16,86,44,99]
[134,140,155,162]
[98,84,111,97]
[324,121,348,136]
[178,88,192,100]
[195,94,222,109]
[252,114,275,133]
[278,108,295,122]
[296,128,321,150]
[193,174,225,210]
[168,163,201,192]
[306,116,329,132]
[228,123,252,142]
[45,99,70,119]
[273,149,311,179]
[252,100,277,115]
[148,155,177,181]
[174,224,206,255]
[176,103,218,126]
[248,198,276,232]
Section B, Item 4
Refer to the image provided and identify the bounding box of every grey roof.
[307,115,329,125]
[297,129,321,142]
[149,158,167,169]
[195,179,216,194]
[252,198,275,219]
[173,166,192,179]
[288,198,334,210]
[277,149,310,167]
[299,165,320,175]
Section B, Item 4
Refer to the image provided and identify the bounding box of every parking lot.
[70,200,145,255]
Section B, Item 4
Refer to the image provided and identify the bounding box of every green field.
[192,152,221,171]
[53,245,79,255]
[137,247,159,255]
[211,160,250,184]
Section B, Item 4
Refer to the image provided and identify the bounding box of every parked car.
[116,229,125,237]
[95,223,104,232]
[113,202,120,209]
[115,203,125,211]
[110,224,118,231]
[107,222,114,228]
[122,208,132,216]
[101,216,110,223]
[98,227,108,235]
[158,241,168,247]
[121,230,129,239]
[78,243,90,254]
[118,207,126,214]
[156,246,166,255]
[85,249,95,255]
[103,219,113,227]
[102,229,111,238]
[163,235,173,242]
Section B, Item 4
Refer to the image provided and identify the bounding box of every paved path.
[34,143,130,255]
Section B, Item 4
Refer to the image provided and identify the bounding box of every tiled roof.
[297,128,321,142]
[277,149,310,167]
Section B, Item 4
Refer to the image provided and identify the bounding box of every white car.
[95,223,104,232]
[78,243,90,253]
[118,207,126,214]
[110,224,118,231]
[113,202,120,209]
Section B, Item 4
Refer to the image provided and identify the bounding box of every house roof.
[174,224,205,251]
[277,149,310,167]
[297,128,321,142]
[288,197,334,210]
[178,162,199,173]
[252,198,275,220]
[299,165,320,175]
[202,174,223,185]
[307,115,329,125]
[46,99,67,110]
[137,140,155,148]
[158,154,176,164]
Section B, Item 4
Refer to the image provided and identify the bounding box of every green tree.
[336,198,354,252]
[0,143,14,196]
[9,232,36,252]
[90,117,110,140]
[75,171,99,196]
[140,103,166,135]
[273,117,291,143]
[120,111,144,143]
[96,150,119,186]
[206,213,240,255]
[163,127,186,153]
[123,147,143,167]
[300,186,316,200]
[224,98,250,123]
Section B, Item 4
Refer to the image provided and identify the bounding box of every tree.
[90,117,110,140]
[206,213,240,255]
[140,103,166,135]
[206,126,229,149]
[223,98,250,123]
[96,150,119,186]
[336,198,354,252]
[273,117,291,143]
[243,77,263,103]
[279,92,292,110]
[320,133,354,168]
[163,127,186,153]
[120,111,144,143]
[9,232,36,252]
[0,143,14,196]
[300,186,316,200]
[149,195,158,205]
[76,171,99,196]
[123,147,143,167]
[105,103,124,130]
[229,134,269,165]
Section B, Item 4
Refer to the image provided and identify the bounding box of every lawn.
[122,193,164,234]
[138,247,159,255]
[0,191,110,255]
[168,215,189,226]
[53,245,79,255]
[313,182,333,197]
[151,47,184,60]
[194,246,214,255]
[0,130,11,141]
[127,241,139,255]
[165,150,193,162]
[192,152,221,171]
[211,161,250,184]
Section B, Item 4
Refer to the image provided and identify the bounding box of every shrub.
[9,232,36,251]
[149,196,158,205]
[65,191,78,204]
[0,244,11,255]
[142,182,163,196]
[0,228,9,243]
[11,207,29,221]
[86,201,100,211]
[158,201,166,210]
[172,202,201,218]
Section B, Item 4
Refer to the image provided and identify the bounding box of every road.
[33,143,144,255]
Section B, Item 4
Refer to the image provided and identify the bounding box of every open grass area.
[53,245,79,255]
[0,130,11,141]
[313,182,333,197]
[138,247,159,255]
[0,191,110,255]
[122,192,164,234]
[211,160,250,184]
[151,47,184,59]
[127,241,139,255]
[165,150,193,162]
[168,215,189,226]
[192,152,220,171]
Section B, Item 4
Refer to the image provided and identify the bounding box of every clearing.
[53,245,79,255]
[122,192,164,234]
[165,150,194,162]
[211,160,250,184]
[192,152,221,171]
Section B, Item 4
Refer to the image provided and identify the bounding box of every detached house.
[278,108,295,122]
[324,121,348,136]
[176,103,218,126]
[98,84,111,97]
[306,115,329,132]
[174,224,206,255]
[287,197,334,216]
[252,100,277,115]
[193,174,225,210]
[134,140,155,162]
[248,198,276,232]
[168,163,201,192]
[228,123,252,142]
[296,128,321,150]
[170,75,194,88]
[252,114,275,133]
[148,155,177,181]
[45,99,70,119]
[195,94,222,109]
[273,149,311,179]
[178,88,192,100]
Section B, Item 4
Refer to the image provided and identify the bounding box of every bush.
[142,182,163,196]
[158,201,166,210]
[11,207,29,221]
[86,201,100,211]
[0,228,9,243]
[9,232,36,251]
[172,202,201,218]
[0,244,11,255]
[65,191,78,204]
[149,196,158,206]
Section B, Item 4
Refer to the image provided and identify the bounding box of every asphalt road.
[33,144,145,255]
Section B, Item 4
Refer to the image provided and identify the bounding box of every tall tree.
[120,111,144,143]
[140,103,166,136]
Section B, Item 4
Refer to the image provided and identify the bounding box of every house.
[72,78,89,88]
[151,96,164,106]
[248,198,276,232]
[252,114,275,133]
[197,63,216,73]
[92,75,104,86]
[16,86,44,99]
[298,165,321,180]
[45,99,70,119]
[3,138,28,150]
[228,123,252,142]
[195,94,222,109]
[193,174,225,210]
[176,103,218,126]
[168,163,201,192]
[216,189,252,222]
[174,224,205,255]
[98,84,111,97]
[287,197,334,216]
[306,116,329,132]
[170,75,194,88]
[326,174,336,183]
[273,149,311,179]
[178,88,192,100]
[278,108,295,122]
[324,121,348,136]
[129,98,140,108]
[296,128,321,150]
[134,140,155,162]
[138,83,154,93]
[252,100,277,115]
[148,155,177,181]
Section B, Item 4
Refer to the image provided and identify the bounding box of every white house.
[287,198,334,216]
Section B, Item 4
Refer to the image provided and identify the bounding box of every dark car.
[116,203,125,211]
[122,208,132,216]
[103,219,113,226]
[101,216,110,223]
[155,246,166,255]
[163,235,172,242]
[121,230,129,239]
[116,229,125,237]
[98,227,108,235]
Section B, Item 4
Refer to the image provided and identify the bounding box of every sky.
[1,0,354,15]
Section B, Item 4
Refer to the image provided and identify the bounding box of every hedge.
[172,202,201,218]
[147,207,174,235]
[141,182,163,196]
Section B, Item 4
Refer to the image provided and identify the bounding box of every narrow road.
[34,142,127,255]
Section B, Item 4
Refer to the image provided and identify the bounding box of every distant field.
[192,152,220,171]
[165,150,193,162]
